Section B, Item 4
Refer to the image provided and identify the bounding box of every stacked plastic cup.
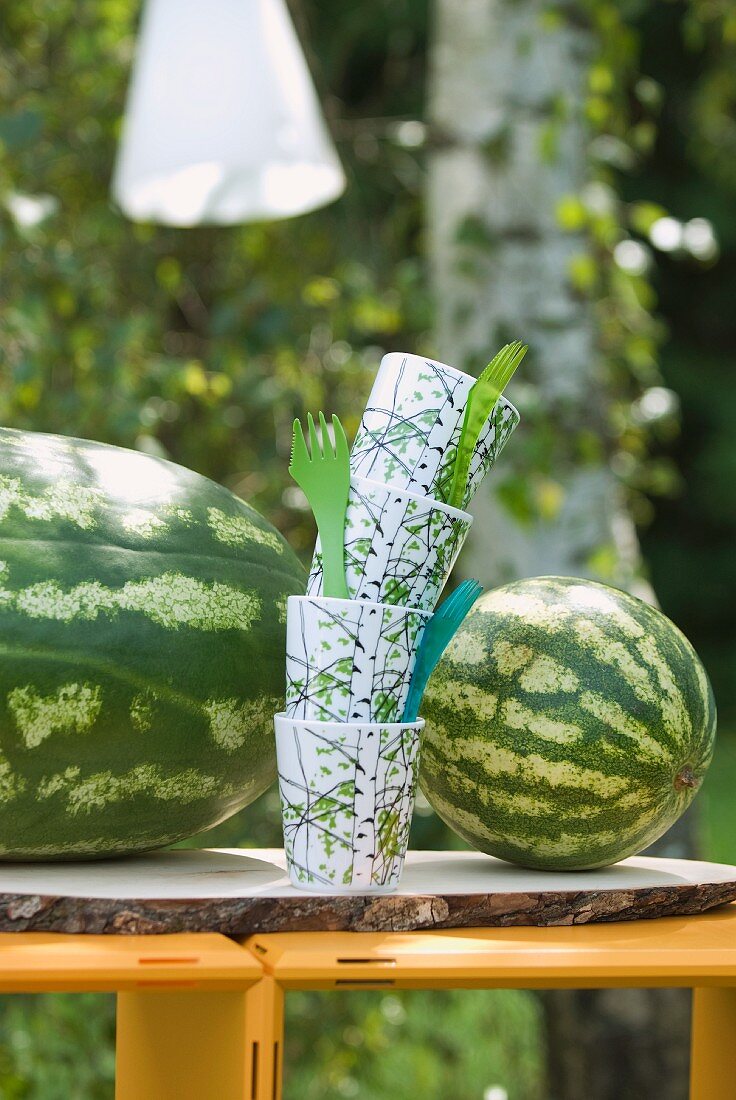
[276,352,520,893]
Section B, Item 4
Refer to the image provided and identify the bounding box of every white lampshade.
[112,0,346,226]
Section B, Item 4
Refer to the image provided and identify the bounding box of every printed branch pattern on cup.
[350,354,520,507]
[437,395,519,507]
[306,476,472,611]
[285,595,428,723]
[274,714,423,891]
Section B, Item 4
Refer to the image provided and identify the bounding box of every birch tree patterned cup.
[306,475,472,612]
[285,595,429,723]
[350,352,520,507]
[274,713,424,892]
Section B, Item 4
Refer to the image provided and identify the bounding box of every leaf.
[556,195,587,232]
[567,253,598,293]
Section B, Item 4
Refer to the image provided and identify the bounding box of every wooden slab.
[0,849,733,934]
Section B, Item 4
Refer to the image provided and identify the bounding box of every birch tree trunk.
[427,2,692,1096]
[428,0,646,594]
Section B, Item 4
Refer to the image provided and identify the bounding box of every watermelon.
[420,576,716,870]
[0,427,305,860]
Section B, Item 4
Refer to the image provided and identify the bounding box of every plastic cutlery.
[289,412,350,600]
[403,580,484,721]
[447,342,527,510]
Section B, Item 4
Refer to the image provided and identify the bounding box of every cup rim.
[380,350,474,384]
[500,394,521,423]
[379,354,522,424]
[287,593,432,619]
[274,712,425,733]
[352,474,473,523]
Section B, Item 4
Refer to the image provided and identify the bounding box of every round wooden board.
[0,849,733,934]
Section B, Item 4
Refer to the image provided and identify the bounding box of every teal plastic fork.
[403,580,484,722]
[289,412,350,600]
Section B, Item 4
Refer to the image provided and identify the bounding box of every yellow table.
[244,905,736,1100]
[0,850,733,1099]
[0,932,267,1099]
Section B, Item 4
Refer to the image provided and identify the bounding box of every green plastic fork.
[289,412,351,600]
[447,341,527,510]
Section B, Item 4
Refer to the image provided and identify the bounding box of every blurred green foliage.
[634,1,736,720]
[0,995,114,1099]
[284,988,543,1100]
[0,0,734,1096]
[0,1,433,565]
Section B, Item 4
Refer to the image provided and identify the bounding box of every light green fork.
[289,412,351,600]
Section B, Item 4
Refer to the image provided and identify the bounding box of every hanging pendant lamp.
[112,0,345,226]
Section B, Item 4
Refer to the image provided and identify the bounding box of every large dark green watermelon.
[0,427,304,859]
[420,576,716,870]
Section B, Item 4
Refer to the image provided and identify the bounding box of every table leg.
[115,977,284,1100]
[690,987,736,1100]
[247,973,285,1100]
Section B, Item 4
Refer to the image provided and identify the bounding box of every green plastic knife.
[447,341,527,510]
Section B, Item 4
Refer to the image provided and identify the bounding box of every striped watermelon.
[420,576,716,870]
[0,427,305,860]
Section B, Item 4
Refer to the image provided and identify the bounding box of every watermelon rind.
[0,427,305,860]
[420,576,716,870]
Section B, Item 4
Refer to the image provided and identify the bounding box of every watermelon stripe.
[0,641,204,717]
[423,783,669,868]
[0,573,262,631]
[443,603,699,757]
[427,684,673,779]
